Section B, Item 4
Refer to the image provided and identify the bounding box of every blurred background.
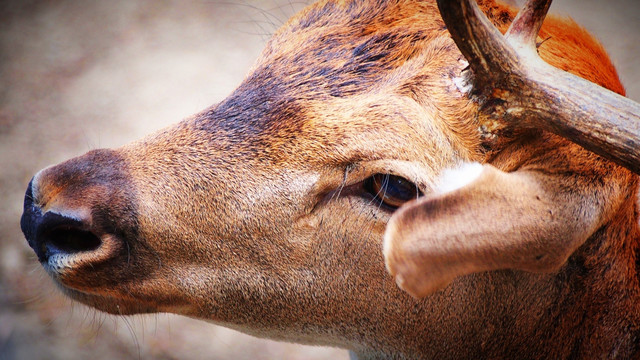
[0,0,637,359]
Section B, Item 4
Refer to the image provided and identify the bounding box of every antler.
[437,0,640,174]
[384,0,640,299]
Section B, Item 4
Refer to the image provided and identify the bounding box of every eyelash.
[363,174,422,210]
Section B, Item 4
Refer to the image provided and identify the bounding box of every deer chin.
[38,240,191,316]
[57,287,158,315]
[51,272,194,316]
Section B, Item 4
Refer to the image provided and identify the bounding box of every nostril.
[43,225,102,255]
[35,212,102,260]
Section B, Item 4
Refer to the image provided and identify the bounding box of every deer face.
[19,0,640,357]
[20,0,485,350]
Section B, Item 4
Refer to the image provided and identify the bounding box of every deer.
[18,0,640,358]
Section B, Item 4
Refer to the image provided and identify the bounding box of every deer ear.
[383,163,602,298]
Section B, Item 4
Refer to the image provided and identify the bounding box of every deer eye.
[364,174,422,210]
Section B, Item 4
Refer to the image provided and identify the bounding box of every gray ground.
[0,0,638,359]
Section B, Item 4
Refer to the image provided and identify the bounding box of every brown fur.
[19,0,639,359]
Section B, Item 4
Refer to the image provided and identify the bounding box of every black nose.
[20,178,101,263]
[20,178,41,257]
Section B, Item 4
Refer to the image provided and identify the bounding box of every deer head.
[19,0,640,358]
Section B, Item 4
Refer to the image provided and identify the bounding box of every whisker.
[120,311,142,360]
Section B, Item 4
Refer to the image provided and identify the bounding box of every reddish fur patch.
[481,0,625,95]
[241,0,627,165]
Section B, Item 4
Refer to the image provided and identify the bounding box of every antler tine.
[437,0,640,174]
[436,0,519,77]
[505,0,552,50]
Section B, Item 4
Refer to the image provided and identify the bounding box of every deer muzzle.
[19,148,137,282]
[21,179,101,264]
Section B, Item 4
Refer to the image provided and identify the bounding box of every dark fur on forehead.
[258,0,447,98]
[197,0,450,139]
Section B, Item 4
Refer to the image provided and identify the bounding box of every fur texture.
[20,0,639,358]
